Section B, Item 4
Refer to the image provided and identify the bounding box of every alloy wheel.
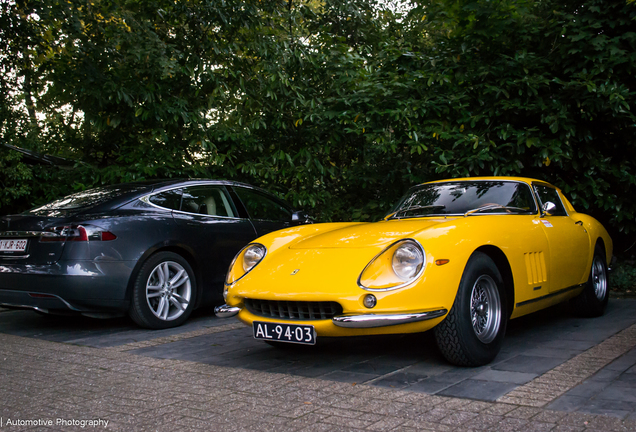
[145,261,191,321]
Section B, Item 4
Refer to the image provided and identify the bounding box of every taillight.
[40,225,117,242]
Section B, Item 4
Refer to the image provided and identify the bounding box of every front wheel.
[572,248,609,317]
[434,252,507,366]
[129,252,197,329]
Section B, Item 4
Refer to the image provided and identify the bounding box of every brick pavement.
[2,331,636,431]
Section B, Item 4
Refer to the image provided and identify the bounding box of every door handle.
[575,221,583,226]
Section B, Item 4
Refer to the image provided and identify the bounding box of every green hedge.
[1,0,635,250]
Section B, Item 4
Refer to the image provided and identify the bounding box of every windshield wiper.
[464,204,533,217]
[386,205,446,220]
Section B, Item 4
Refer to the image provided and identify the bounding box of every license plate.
[253,321,316,345]
[0,239,27,252]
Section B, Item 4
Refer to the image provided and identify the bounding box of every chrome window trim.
[389,179,540,219]
[531,182,569,217]
[171,208,241,220]
[357,238,426,292]
[140,184,246,220]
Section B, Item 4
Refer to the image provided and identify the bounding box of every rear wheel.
[434,252,507,366]
[129,252,196,329]
[572,247,609,317]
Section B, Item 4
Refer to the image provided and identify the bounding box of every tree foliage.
[1,0,635,248]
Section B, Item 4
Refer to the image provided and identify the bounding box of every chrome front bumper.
[214,304,447,328]
[214,304,241,318]
[332,309,448,328]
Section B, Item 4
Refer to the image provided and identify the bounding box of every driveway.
[1,300,636,430]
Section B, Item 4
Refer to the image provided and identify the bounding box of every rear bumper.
[0,259,136,312]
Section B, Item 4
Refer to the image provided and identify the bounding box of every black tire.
[129,252,197,329]
[571,247,609,317]
[434,251,507,366]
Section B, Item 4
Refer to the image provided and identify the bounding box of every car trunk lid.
[0,215,71,264]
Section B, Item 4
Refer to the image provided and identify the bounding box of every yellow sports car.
[215,177,612,366]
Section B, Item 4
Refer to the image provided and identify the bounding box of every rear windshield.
[26,185,147,215]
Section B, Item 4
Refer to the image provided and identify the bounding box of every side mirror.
[292,210,314,224]
[542,201,556,217]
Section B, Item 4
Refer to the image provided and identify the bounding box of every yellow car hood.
[290,219,449,249]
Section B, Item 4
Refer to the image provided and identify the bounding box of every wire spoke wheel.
[591,256,607,301]
[434,252,507,366]
[146,261,191,321]
[469,275,501,344]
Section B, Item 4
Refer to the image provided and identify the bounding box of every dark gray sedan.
[0,179,311,328]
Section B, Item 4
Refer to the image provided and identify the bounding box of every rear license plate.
[0,239,27,252]
[253,321,316,345]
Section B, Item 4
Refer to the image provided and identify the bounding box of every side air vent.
[524,251,547,284]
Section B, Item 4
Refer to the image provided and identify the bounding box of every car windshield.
[26,185,147,215]
[388,181,537,219]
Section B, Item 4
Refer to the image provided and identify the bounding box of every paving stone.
[320,414,375,429]
[563,380,611,398]
[529,410,566,424]
[504,406,543,419]
[595,385,636,403]
[459,400,496,413]
[439,410,479,426]
[2,303,636,431]
[546,395,589,412]
[472,369,537,384]
[321,370,379,384]
[483,403,518,416]
[493,355,566,375]
[521,347,584,359]
[372,372,428,389]
[366,416,408,431]
[401,418,454,431]
[522,421,557,432]
[439,379,518,402]
[615,372,636,386]
[405,377,457,394]
[542,339,598,351]
[492,416,530,431]
[587,368,625,382]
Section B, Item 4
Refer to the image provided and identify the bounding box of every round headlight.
[392,242,424,280]
[243,244,266,272]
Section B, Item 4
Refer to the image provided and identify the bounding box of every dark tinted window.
[534,185,567,216]
[234,188,291,221]
[389,181,537,218]
[27,185,147,214]
[149,189,182,210]
[180,186,235,217]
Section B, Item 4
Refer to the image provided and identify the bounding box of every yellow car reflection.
[216,177,612,366]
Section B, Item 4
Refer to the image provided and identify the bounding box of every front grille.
[245,298,342,320]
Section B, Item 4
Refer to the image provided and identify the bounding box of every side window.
[507,184,537,212]
[148,189,182,210]
[534,185,567,216]
[180,186,235,217]
[234,188,291,222]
